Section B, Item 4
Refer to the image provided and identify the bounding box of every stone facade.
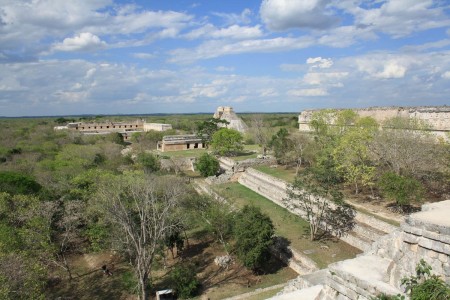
[157,134,205,152]
[143,123,172,132]
[213,106,248,133]
[298,106,450,139]
[70,120,144,132]
[271,200,450,299]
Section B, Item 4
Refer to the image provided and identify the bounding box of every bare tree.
[370,117,443,177]
[249,115,272,155]
[97,174,187,300]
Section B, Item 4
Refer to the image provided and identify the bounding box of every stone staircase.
[238,167,398,252]
[270,200,450,299]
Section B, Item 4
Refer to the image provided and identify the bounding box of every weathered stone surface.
[268,285,324,300]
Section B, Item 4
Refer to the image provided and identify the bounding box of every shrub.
[195,153,220,177]
[379,172,424,207]
[234,205,274,271]
[136,152,161,174]
[170,264,199,299]
[0,172,41,195]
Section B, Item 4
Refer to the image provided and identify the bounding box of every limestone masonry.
[270,200,450,299]
[299,106,450,136]
[213,106,248,133]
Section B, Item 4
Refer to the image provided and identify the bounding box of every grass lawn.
[214,183,361,269]
[253,165,297,183]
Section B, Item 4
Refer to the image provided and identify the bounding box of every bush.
[195,153,220,177]
[0,172,41,195]
[136,152,161,174]
[234,205,274,271]
[402,259,450,300]
[170,264,199,299]
[379,172,424,207]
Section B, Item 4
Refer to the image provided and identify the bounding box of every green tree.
[378,172,424,209]
[196,118,230,148]
[0,171,42,195]
[333,117,378,194]
[285,168,355,241]
[195,153,220,177]
[189,195,235,254]
[210,128,244,156]
[170,263,199,299]
[234,205,274,271]
[268,128,292,164]
[136,152,161,174]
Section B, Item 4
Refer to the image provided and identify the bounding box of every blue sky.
[1,0,449,116]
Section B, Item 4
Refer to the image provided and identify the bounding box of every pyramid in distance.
[213,106,248,133]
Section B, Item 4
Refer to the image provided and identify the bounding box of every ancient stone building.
[213,106,248,133]
[269,200,450,299]
[299,106,450,139]
[143,123,172,132]
[157,135,205,152]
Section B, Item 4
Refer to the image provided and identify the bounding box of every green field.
[253,165,297,183]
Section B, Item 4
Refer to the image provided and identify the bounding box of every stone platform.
[272,200,450,299]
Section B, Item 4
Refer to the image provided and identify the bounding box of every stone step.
[340,230,373,252]
[327,255,403,300]
[352,221,386,243]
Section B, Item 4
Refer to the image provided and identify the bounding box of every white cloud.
[354,56,412,79]
[260,0,338,31]
[184,24,263,40]
[442,71,450,79]
[0,1,193,61]
[375,61,407,79]
[259,88,279,97]
[52,32,107,52]
[351,0,450,38]
[288,88,328,96]
[133,53,156,59]
[212,8,252,25]
[169,36,314,63]
[306,57,333,69]
[215,66,235,72]
[303,72,348,85]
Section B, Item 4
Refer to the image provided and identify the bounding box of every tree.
[333,117,378,194]
[370,117,441,177]
[210,128,244,156]
[378,172,424,209]
[170,263,199,299]
[249,115,272,155]
[195,153,220,177]
[284,168,355,241]
[189,195,235,254]
[136,152,161,174]
[196,118,229,148]
[284,132,312,175]
[268,128,292,164]
[0,171,42,195]
[234,205,274,271]
[96,174,187,300]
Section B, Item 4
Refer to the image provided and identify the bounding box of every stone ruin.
[269,200,450,299]
[213,106,248,133]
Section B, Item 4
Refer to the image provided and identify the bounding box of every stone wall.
[238,168,396,252]
[271,200,450,300]
[299,106,450,133]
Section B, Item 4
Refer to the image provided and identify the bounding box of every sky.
[1,0,450,117]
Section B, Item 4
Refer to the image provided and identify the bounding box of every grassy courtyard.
[213,183,361,269]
